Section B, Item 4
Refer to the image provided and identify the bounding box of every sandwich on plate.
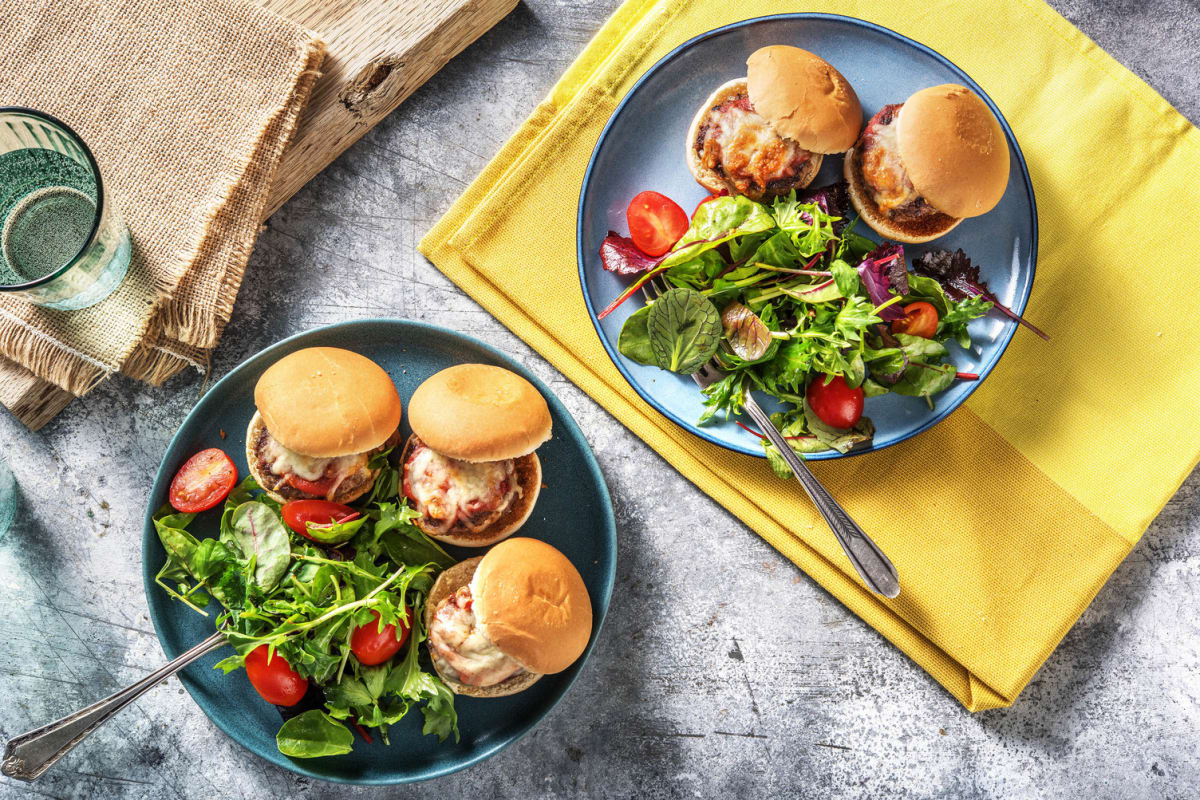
[247,347,402,504]
[425,537,593,697]
[845,83,1011,243]
[402,363,551,547]
[687,44,862,201]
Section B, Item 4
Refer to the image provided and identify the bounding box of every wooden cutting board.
[259,0,517,215]
[0,0,515,429]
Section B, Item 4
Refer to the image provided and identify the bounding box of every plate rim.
[140,318,617,785]
[575,12,1038,460]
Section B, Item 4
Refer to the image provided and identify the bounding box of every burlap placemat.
[0,0,325,427]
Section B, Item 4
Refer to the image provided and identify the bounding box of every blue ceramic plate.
[578,14,1036,459]
[142,320,616,784]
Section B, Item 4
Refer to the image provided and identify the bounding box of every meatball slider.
[425,538,593,697]
[845,84,1010,243]
[687,45,862,201]
[247,347,403,504]
[402,364,551,547]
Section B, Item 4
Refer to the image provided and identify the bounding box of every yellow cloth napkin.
[420,0,1200,710]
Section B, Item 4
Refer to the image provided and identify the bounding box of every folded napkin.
[421,0,1200,709]
[0,0,324,427]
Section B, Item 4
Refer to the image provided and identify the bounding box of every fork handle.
[742,395,900,598]
[2,631,227,781]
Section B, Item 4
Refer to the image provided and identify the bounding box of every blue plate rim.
[575,12,1038,460]
[141,318,617,785]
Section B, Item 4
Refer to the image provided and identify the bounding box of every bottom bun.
[401,434,542,548]
[244,412,381,506]
[424,558,543,698]
[843,145,961,244]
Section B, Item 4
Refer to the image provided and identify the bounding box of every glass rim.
[0,106,107,293]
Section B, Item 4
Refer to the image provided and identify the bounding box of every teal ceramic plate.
[578,14,1037,459]
[142,320,616,784]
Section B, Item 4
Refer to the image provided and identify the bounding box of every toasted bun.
[408,364,551,463]
[254,348,402,458]
[897,85,1009,218]
[472,538,592,675]
[401,434,542,547]
[244,412,381,505]
[686,78,822,197]
[844,147,962,243]
[424,558,544,698]
[746,46,861,153]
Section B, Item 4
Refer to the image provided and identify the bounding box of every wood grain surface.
[0,0,516,429]
[258,0,517,216]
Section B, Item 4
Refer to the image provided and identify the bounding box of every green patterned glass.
[0,107,131,310]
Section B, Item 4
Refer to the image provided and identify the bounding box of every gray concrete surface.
[2,1,1198,797]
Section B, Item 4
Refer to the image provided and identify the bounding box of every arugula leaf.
[835,296,883,342]
[698,371,746,425]
[276,711,354,758]
[938,294,994,349]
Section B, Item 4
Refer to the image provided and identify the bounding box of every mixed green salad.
[154,451,459,758]
[598,182,1045,473]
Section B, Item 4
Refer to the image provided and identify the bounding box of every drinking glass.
[0,107,131,310]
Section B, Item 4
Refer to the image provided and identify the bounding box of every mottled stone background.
[1,1,1197,798]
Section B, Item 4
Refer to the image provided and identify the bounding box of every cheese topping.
[860,111,918,212]
[405,446,517,532]
[700,99,811,199]
[263,435,366,483]
[428,586,524,687]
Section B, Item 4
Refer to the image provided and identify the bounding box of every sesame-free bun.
[424,558,544,698]
[254,347,402,457]
[424,539,593,697]
[686,78,823,197]
[844,148,961,243]
[408,364,552,463]
[401,434,542,547]
[745,46,862,154]
[897,84,1010,218]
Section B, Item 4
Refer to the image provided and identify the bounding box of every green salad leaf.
[616,304,656,366]
[276,710,354,758]
[647,287,722,373]
[228,501,291,591]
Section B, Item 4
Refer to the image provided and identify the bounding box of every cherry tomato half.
[168,448,237,513]
[627,190,689,257]
[281,499,358,539]
[693,192,724,218]
[808,374,865,429]
[350,609,411,666]
[244,645,307,706]
[891,301,939,339]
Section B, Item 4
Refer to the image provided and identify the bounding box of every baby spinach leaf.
[276,710,353,759]
[659,196,775,269]
[617,304,656,366]
[229,501,291,591]
[646,287,722,374]
[802,399,876,453]
[381,525,454,571]
[891,360,956,397]
[303,515,367,546]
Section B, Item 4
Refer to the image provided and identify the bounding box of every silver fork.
[642,277,900,598]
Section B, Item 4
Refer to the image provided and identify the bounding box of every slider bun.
[407,364,552,463]
[746,45,862,154]
[844,148,962,243]
[471,538,592,676]
[424,557,543,698]
[401,434,542,548]
[897,84,1010,218]
[685,79,823,197]
[253,347,402,458]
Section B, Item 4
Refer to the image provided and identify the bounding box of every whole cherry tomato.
[169,448,237,513]
[244,645,307,706]
[281,499,358,539]
[350,609,411,666]
[807,374,865,429]
[891,301,939,339]
[626,190,689,256]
